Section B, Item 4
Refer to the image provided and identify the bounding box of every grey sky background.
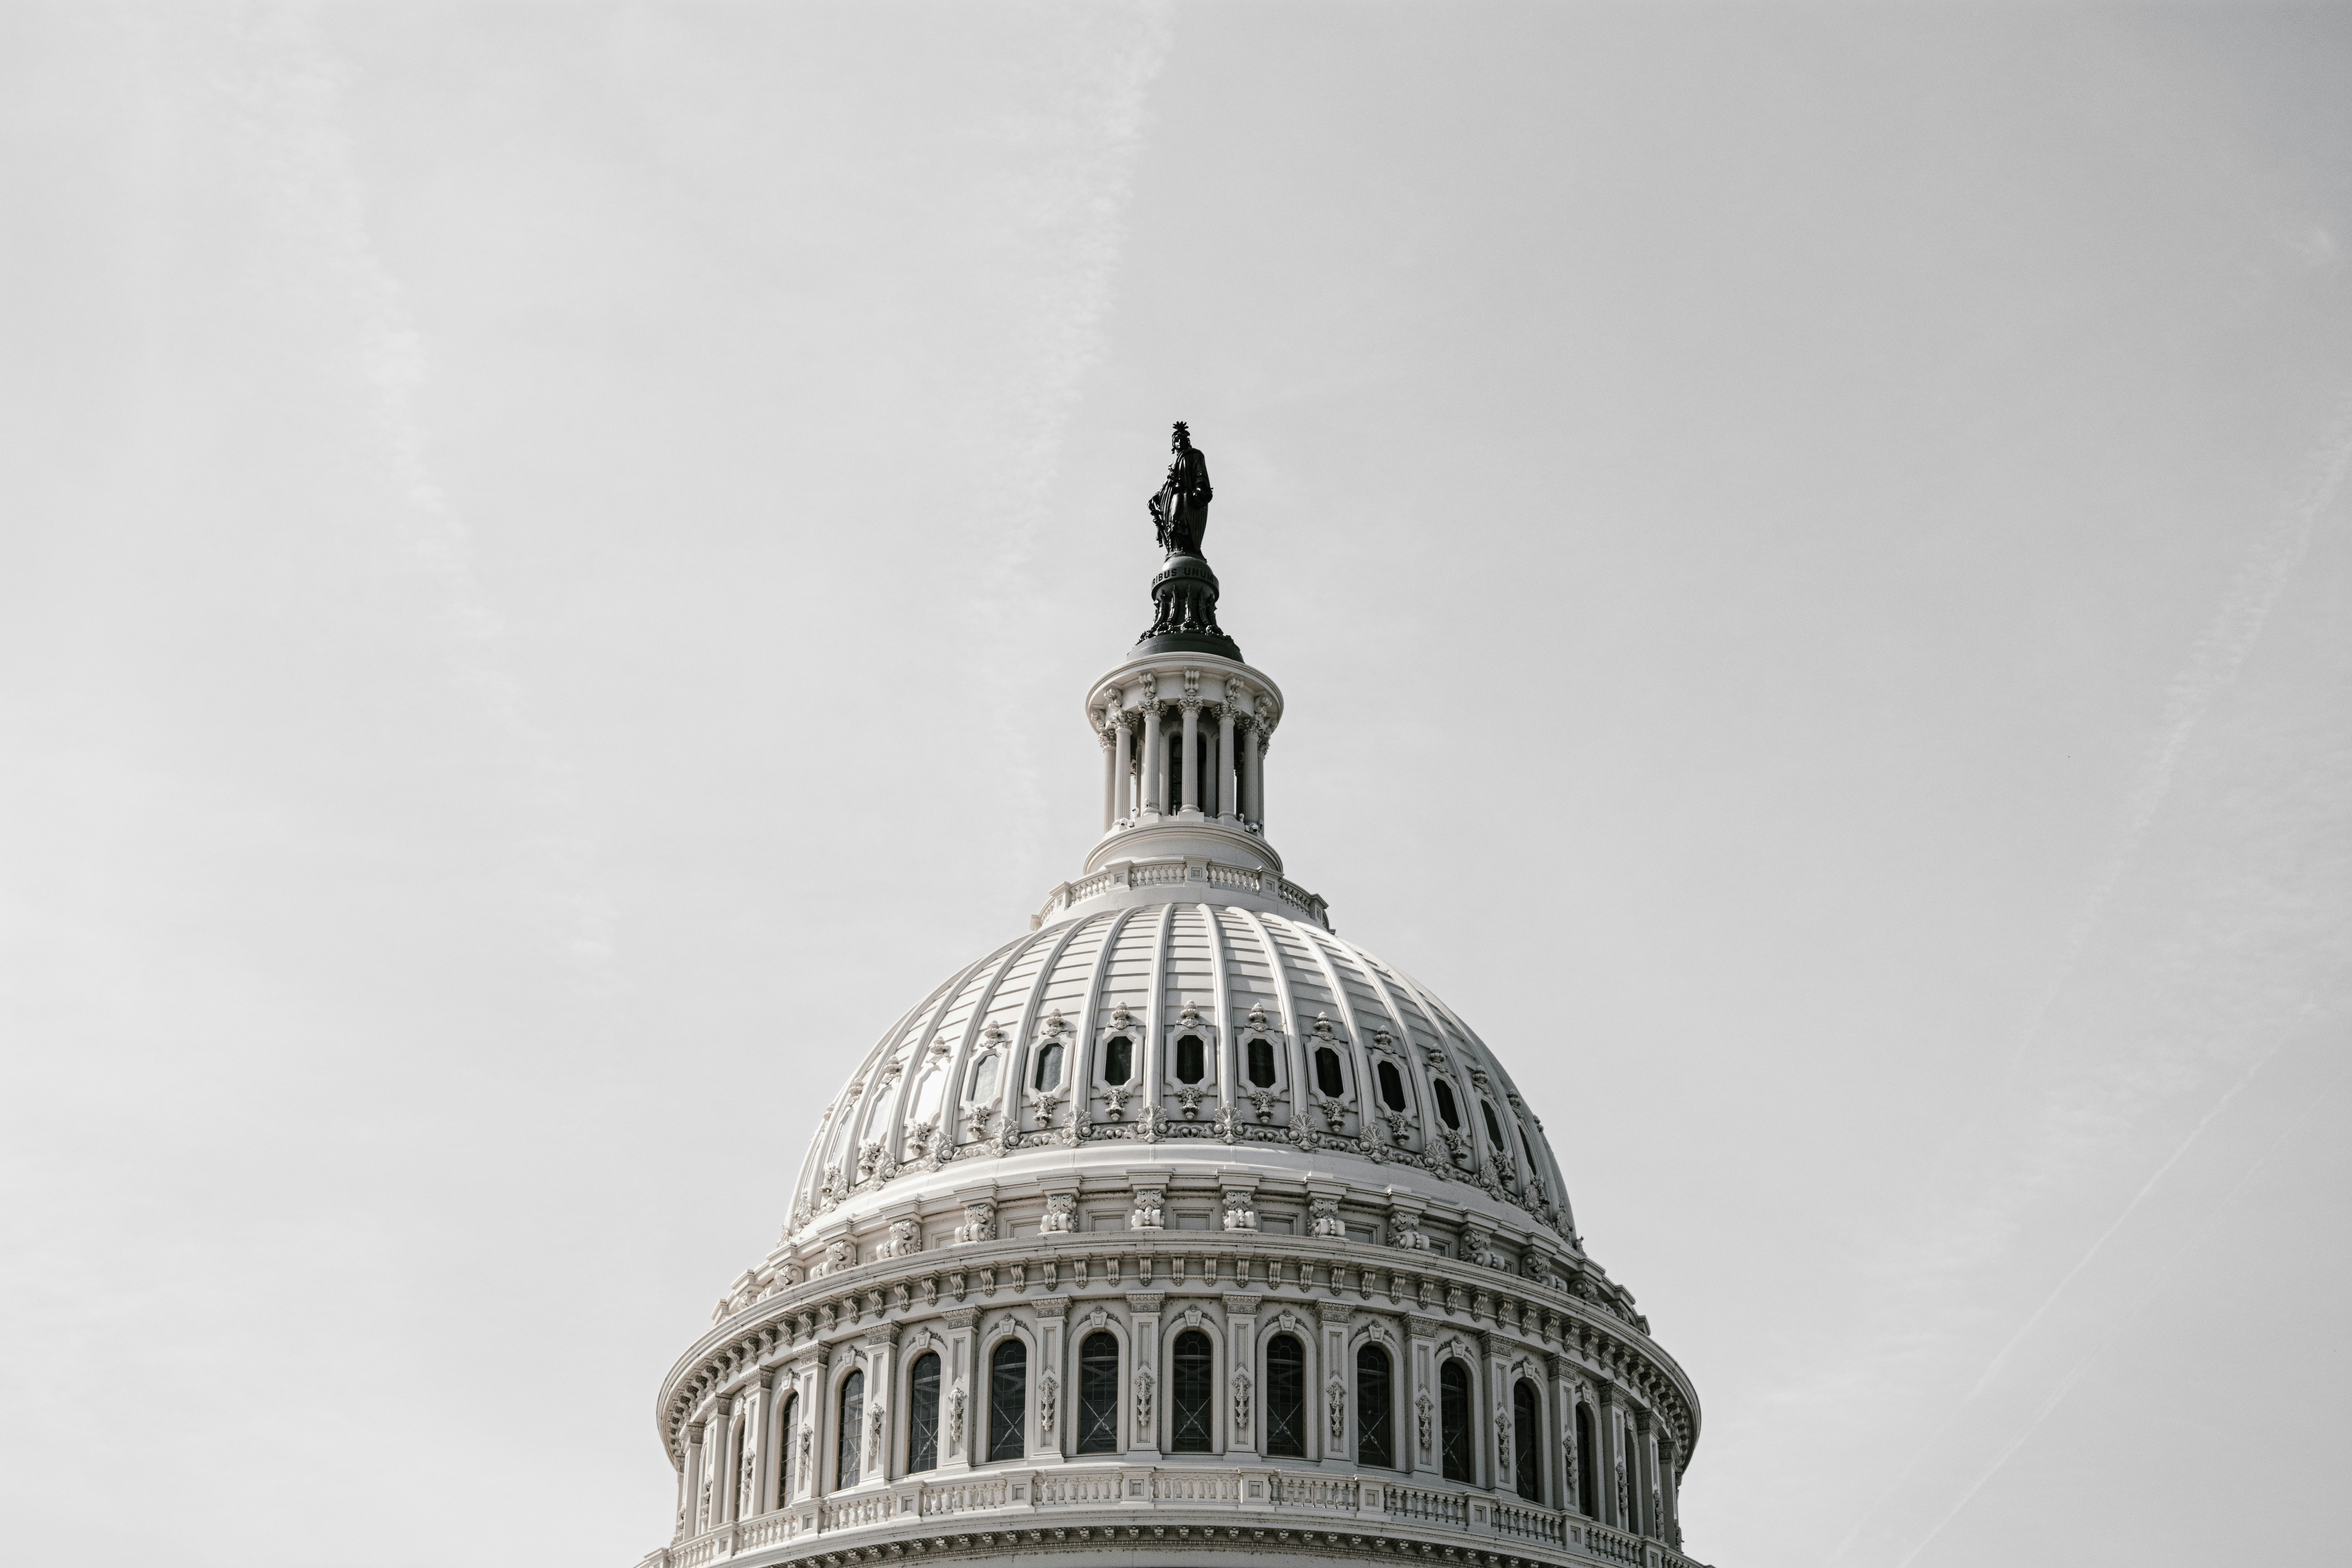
[3,4,2347,1565]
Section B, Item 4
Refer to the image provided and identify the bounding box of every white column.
[940,1308,978,1470]
[1113,715,1133,824]
[864,1327,899,1485]
[1128,1293,1164,1458]
[1227,1295,1262,1456]
[717,1396,744,1522]
[1142,701,1164,816]
[1216,707,1237,820]
[751,1371,778,1514]
[1635,1412,1658,1537]
[1156,710,1172,812]
[1319,1305,1351,1470]
[1180,700,1200,814]
[1247,725,1266,828]
[677,1420,706,1540]
[1099,723,1116,833]
[1661,1432,1682,1547]
[1550,1357,1578,1517]
[1037,1299,1071,1458]
[1598,1388,1624,1529]
[1406,1314,1441,1479]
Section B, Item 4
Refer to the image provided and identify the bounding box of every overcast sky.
[3,4,2347,1566]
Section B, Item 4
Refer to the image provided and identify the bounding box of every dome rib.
[1200,901,1235,1121]
[995,906,1100,1148]
[1232,905,1307,1125]
[1140,901,1176,1101]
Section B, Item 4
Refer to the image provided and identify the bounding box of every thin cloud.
[220,5,617,971]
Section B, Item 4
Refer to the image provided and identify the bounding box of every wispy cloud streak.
[1888,1049,2347,1568]
[220,4,615,969]
[2000,390,2352,1081]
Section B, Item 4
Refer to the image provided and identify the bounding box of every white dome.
[779,905,1577,1258]
[642,436,1713,1568]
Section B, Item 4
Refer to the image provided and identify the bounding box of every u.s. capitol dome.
[638,427,1715,1568]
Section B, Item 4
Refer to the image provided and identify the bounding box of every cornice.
[656,1230,1699,1472]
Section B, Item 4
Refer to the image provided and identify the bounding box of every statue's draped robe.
[1153,446,1213,557]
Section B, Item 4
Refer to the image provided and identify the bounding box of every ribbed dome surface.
[784,902,1574,1246]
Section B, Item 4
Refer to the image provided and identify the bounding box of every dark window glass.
[988,1339,1027,1462]
[1481,1100,1506,1149]
[837,1369,864,1488]
[1077,1333,1120,1454]
[907,1352,940,1473]
[1103,1036,1132,1086]
[1434,1080,1461,1129]
[778,1393,797,1502]
[1575,1403,1598,1518]
[1356,1345,1394,1469]
[1175,1035,1205,1083]
[1314,1047,1344,1097]
[1512,1380,1541,1501]
[1440,1359,1472,1482]
[1265,1334,1306,1457]
[1377,1060,1406,1111]
[1034,1042,1063,1090]
[1247,1038,1276,1087]
[1171,1330,1214,1452]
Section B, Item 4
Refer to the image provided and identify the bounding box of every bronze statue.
[1148,421,1213,557]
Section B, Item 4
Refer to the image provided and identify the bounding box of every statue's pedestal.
[1134,553,1241,661]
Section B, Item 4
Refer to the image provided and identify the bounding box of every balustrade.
[1381,1482,1470,1528]
[1034,1472,1124,1506]
[1583,1518,1649,1566]
[643,1464,1707,1568]
[1492,1500,1567,1544]
[916,1479,1004,1516]
[1269,1474,1359,1510]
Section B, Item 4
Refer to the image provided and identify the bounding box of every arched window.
[968,1051,1000,1103]
[1512,1379,1542,1501]
[1314,1046,1345,1097]
[1439,1359,1472,1482]
[987,1338,1027,1462]
[1434,1079,1461,1129]
[735,1415,754,1519]
[1575,1403,1599,1518]
[1377,1060,1406,1111]
[1034,1042,1063,1090]
[1077,1332,1120,1454]
[1265,1334,1306,1457]
[1247,1037,1277,1087]
[1103,1036,1133,1086]
[778,1392,798,1503]
[1175,1034,1205,1083]
[837,1369,865,1488]
[1171,1330,1214,1452]
[1356,1345,1394,1469]
[1480,1100,1506,1149]
[907,1352,941,1473]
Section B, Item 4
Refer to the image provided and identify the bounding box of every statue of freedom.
[1148,422,1213,558]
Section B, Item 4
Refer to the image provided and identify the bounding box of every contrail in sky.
[1828,398,2352,1566]
[2000,390,2352,1082]
[225,5,618,971]
[1887,1049,2345,1568]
